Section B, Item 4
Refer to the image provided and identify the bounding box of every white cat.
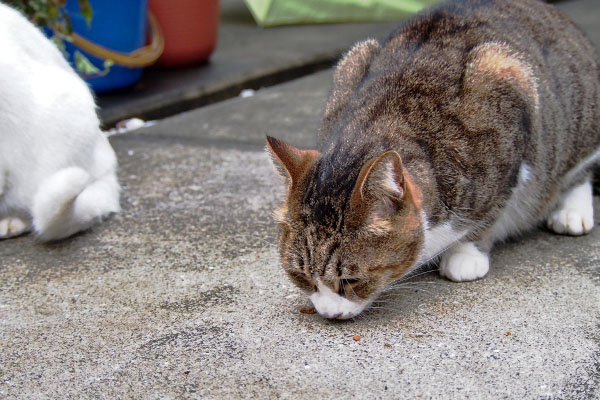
[0,3,120,241]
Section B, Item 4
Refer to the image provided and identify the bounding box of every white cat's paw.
[547,181,594,236]
[440,242,490,282]
[0,217,30,239]
[547,209,594,236]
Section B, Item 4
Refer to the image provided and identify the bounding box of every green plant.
[7,0,92,35]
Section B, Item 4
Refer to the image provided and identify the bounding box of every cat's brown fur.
[267,0,600,319]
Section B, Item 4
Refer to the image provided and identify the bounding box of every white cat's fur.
[0,4,120,241]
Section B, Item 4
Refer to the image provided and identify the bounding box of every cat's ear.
[349,150,422,232]
[349,151,412,231]
[353,150,405,203]
[333,39,381,93]
[266,136,320,186]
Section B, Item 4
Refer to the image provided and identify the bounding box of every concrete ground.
[1,0,599,399]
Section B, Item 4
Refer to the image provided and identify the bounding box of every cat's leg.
[0,216,31,239]
[0,176,32,239]
[32,167,120,241]
[439,242,490,282]
[546,180,594,236]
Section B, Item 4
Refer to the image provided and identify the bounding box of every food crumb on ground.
[353,335,361,341]
[299,307,316,314]
[505,331,511,336]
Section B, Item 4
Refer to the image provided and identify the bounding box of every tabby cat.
[267,0,600,319]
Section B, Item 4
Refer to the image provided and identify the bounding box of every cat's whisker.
[384,283,428,293]
[388,287,435,296]
[365,305,406,313]
[416,237,471,266]
[368,299,406,307]
[393,267,439,283]
[388,279,441,287]
[387,282,444,289]
[347,280,361,301]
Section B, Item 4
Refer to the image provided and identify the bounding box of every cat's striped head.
[267,136,425,319]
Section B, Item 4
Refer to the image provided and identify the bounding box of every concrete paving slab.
[134,69,331,148]
[1,71,599,399]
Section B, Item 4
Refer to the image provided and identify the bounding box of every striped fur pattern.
[267,0,600,319]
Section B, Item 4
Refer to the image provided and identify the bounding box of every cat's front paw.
[0,217,30,239]
[440,242,489,282]
[547,181,594,236]
[547,209,594,236]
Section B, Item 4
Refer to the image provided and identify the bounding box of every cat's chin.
[309,283,370,320]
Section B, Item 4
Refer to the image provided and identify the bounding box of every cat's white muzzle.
[310,282,368,319]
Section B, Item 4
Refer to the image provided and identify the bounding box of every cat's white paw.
[547,181,594,236]
[547,209,594,235]
[440,242,490,282]
[0,217,30,239]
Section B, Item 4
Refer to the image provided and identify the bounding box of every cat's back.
[0,3,99,143]
[0,2,94,106]
[390,0,585,41]
[383,0,599,165]
[390,0,598,89]
[328,0,599,170]
[375,0,598,106]
[0,3,72,71]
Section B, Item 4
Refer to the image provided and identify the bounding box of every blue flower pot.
[63,0,149,93]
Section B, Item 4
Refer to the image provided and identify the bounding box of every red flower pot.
[148,0,219,67]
